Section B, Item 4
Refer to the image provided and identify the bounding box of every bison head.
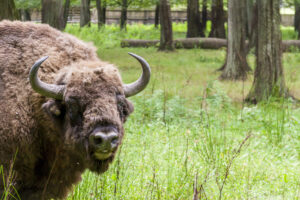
[29,53,150,173]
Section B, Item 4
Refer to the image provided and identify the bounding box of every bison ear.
[121,99,134,122]
[116,95,134,122]
[42,99,64,117]
[125,99,134,115]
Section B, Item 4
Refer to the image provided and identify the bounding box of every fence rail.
[29,8,294,26]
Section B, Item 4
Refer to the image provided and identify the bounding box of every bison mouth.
[89,152,115,173]
[85,125,120,173]
[93,151,113,160]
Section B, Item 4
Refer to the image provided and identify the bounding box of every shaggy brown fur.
[0,21,134,199]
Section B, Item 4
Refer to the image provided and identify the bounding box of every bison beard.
[0,21,150,200]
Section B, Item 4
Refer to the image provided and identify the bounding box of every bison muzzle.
[0,21,151,200]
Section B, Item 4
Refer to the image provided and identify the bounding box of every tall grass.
[1,152,20,200]
[66,87,300,199]
[65,23,299,199]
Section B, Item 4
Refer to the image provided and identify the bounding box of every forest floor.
[61,23,300,199]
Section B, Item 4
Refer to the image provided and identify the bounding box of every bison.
[0,20,150,199]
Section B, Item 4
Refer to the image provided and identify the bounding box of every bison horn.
[124,53,151,97]
[29,56,65,100]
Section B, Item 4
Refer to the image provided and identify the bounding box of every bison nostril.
[90,131,119,150]
[94,137,103,145]
[111,137,118,145]
[89,133,106,147]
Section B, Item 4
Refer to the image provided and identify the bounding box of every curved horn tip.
[39,56,49,62]
[29,56,65,100]
[127,52,146,62]
[124,53,151,97]
[128,52,136,57]
[30,56,49,70]
[127,52,151,72]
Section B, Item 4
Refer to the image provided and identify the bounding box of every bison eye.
[67,99,82,126]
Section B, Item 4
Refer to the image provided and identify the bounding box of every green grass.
[65,23,299,49]
[67,91,300,199]
[2,23,300,199]
[63,23,300,199]
[1,152,20,200]
[281,26,298,40]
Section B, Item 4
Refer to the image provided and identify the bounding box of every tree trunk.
[80,0,90,27]
[219,0,250,80]
[0,0,20,20]
[120,0,127,30]
[246,0,253,37]
[186,0,204,37]
[96,0,105,28]
[159,0,174,51]
[20,9,31,21]
[246,0,288,103]
[101,1,106,25]
[155,3,159,28]
[42,0,65,30]
[209,0,226,38]
[246,0,257,50]
[294,0,300,39]
[62,0,70,29]
[102,6,106,24]
[200,0,208,33]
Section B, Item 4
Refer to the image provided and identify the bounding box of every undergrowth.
[65,23,299,49]
[67,83,300,200]
[1,152,20,200]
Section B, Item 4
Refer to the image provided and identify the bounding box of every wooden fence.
[30,8,294,26]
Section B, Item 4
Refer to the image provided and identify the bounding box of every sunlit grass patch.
[66,89,300,199]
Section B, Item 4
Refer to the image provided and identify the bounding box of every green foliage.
[283,0,300,7]
[65,23,189,49]
[15,0,40,9]
[281,26,298,40]
[66,23,296,50]
[15,0,82,9]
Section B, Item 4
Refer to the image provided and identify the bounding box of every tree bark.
[155,3,159,28]
[246,0,257,50]
[96,0,106,28]
[120,0,128,30]
[186,0,204,38]
[62,0,70,29]
[246,0,254,38]
[200,0,208,33]
[159,0,174,51]
[209,0,226,38]
[20,9,31,21]
[80,0,91,27]
[101,2,106,25]
[294,0,300,39]
[246,0,288,103]
[219,0,250,80]
[42,0,65,30]
[0,0,20,20]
